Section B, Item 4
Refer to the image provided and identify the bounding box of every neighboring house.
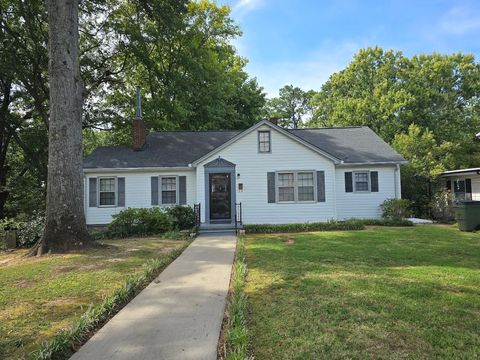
[441,168,480,201]
[83,98,406,227]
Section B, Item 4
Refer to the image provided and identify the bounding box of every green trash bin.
[455,201,480,231]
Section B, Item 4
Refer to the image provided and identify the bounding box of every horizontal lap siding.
[84,170,196,225]
[197,125,337,224]
[335,166,397,220]
[472,177,480,201]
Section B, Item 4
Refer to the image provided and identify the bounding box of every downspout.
[394,164,401,199]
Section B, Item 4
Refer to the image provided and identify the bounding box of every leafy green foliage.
[265,85,316,128]
[244,220,365,234]
[166,205,196,230]
[430,188,456,223]
[0,214,44,248]
[223,236,249,360]
[107,206,196,238]
[309,47,480,217]
[380,198,412,219]
[108,208,173,237]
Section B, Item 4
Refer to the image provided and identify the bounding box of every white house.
[83,92,406,228]
[441,168,480,201]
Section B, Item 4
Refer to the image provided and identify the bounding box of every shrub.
[380,198,412,219]
[244,220,365,234]
[0,215,44,248]
[17,215,44,247]
[108,208,173,237]
[359,218,414,227]
[166,205,195,230]
[430,189,455,223]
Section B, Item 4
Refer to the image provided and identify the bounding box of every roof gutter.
[336,161,408,167]
[83,166,194,174]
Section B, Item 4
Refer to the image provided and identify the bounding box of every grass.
[0,236,188,360]
[244,225,480,359]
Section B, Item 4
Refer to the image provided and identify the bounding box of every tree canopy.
[0,0,265,219]
[310,47,480,216]
[265,85,315,128]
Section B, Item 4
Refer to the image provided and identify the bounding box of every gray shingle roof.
[83,126,405,169]
[289,127,406,163]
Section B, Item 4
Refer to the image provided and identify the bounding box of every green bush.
[244,218,414,234]
[359,218,414,227]
[0,215,44,248]
[244,220,365,234]
[380,198,412,219]
[108,208,173,237]
[166,205,195,230]
[430,189,455,223]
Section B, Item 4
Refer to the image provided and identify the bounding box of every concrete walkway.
[70,233,237,360]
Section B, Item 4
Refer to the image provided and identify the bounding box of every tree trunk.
[39,0,92,254]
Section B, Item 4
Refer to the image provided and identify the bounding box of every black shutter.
[151,176,159,205]
[345,172,353,192]
[267,172,276,203]
[117,177,125,207]
[179,176,187,205]
[370,171,379,192]
[446,180,452,191]
[317,171,325,202]
[89,178,97,207]
[466,179,472,200]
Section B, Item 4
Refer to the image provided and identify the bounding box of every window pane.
[298,186,314,201]
[355,172,368,182]
[100,178,115,192]
[259,131,270,152]
[279,187,294,201]
[162,177,176,191]
[278,173,294,187]
[298,172,314,186]
[354,172,369,191]
[162,190,176,204]
[100,192,115,206]
[355,182,369,191]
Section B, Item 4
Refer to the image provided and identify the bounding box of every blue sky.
[219,0,480,97]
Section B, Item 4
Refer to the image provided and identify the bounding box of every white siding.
[473,176,480,201]
[196,125,337,224]
[335,165,398,220]
[444,174,480,201]
[84,170,196,225]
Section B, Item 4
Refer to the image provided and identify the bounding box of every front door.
[209,173,231,220]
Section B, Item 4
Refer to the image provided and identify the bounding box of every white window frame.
[275,170,317,203]
[98,176,117,207]
[353,171,370,193]
[159,175,179,206]
[258,130,271,153]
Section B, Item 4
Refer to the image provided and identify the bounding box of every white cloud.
[439,5,480,35]
[231,0,266,19]
[245,40,362,97]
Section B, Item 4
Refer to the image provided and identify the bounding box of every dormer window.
[258,130,271,153]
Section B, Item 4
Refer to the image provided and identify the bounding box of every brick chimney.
[269,117,279,126]
[133,85,146,151]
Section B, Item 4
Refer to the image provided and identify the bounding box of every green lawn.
[0,237,187,360]
[245,226,480,359]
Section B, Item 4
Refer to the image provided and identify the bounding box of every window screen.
[99,178,116,206]
[278,172,295,201]
[298,172,314,201]
[258,131,271,153]
[161,177,177,204]
[354,172,369,192]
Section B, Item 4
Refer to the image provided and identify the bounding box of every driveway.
[70,233,237,360]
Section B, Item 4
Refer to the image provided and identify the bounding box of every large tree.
[309,47,480,216]
[266,85,315,128]
[39,0,91,253]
